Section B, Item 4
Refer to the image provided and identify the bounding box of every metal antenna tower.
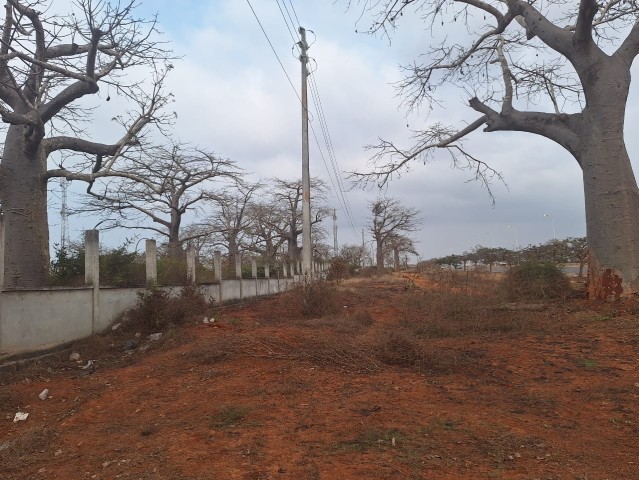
[60,178,70,249]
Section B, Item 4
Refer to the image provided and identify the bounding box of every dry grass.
[0,426,57,474]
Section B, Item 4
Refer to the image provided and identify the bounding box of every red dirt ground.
[1,274,638,480]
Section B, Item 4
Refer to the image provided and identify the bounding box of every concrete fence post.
[85,230,99,287]
[283,262,288,278]
[0,214,5,291]
[186,246,196,284]
[264,259,270,294]
[290,262,295,279]
[84,230,100,333]
[251,257,258,296]
[214,251,222,282]
[235,253,242,280]
[145,239,157,285]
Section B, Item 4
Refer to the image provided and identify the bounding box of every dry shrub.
[374,331,434,371]
[347,309,374,326]
[423,269,499,295]
[303,335,382,373]
[278,279,341,318]
[126,285,207,332]
[501,262,573,300]
[399,289,510,338]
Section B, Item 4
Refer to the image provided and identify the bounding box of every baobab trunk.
[579,110,639,299]
[376,239,384,273]
[1,125,50,288]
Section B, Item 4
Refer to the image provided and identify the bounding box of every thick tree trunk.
[580,113,639,299]
[166,207,182,258]
[1,125,49,288]
[227,235,238,269]
[287,235,301,261]
[376,238,384,274]
[393,248,400,270]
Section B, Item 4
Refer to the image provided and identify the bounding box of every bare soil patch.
[1,273,638,479]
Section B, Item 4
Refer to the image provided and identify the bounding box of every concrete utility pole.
[299,26,312,276]
[333,209,338,257]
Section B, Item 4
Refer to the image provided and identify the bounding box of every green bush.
[49,244,84,286]
[49,242,144,287]
[501,261,572,300]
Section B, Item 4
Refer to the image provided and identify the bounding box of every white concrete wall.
[0,288,93,352]
[0,278,295,356]
[221,279,242,302]
[98,287,145,331]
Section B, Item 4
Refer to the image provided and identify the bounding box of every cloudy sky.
[55,0,639,259]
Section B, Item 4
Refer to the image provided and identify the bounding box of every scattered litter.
[38,388,49,400]
[135,332,141,338]
[203,317,209,324]
[122,340,138,351]
[111,323,121,331]
[69,352,81,361]
[634,383,639,388]
[54,449,62,457]
[391,437,396,447]
[38,468,45,473]
[13,412,29,422]
[80,360,95,370]
[148,333,162,341]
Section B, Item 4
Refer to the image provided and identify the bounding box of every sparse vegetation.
[125,284,208,332]
[2,274,637,480]
[501,261,573,300]
[209,405,252,429]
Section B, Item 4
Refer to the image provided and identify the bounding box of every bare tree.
[384,234,418,270]
[245,200,286,263]
[0,0,173,287]
[369,197,420,273]
[205,181,261,267]
[353,0,639,298]
[78,143,241,256]
[268,177,329,261]
[340,243,369,269]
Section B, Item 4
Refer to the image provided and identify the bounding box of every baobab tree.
[244,201,286,263]
[354,0,639,299]
[268,177,329,261]
[205,181,261,268]
[77,144,240,257]
[369,197,420,273]
[0,0,172,287]
[384,234,418,270]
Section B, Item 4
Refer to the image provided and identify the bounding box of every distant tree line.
[426,238,588,278]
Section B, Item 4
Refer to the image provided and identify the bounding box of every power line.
[274,0,298,43]
[308,72,358,230]
[308,74,358,235]
[287,0,301,27]
[246,1,359,238]
[281,0,300,34]
[245,0,301,103]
